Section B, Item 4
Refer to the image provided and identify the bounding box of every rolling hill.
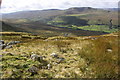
[1,7,118,36]
[2,7,118,26]
[2,7,105,20]
[0,21,25,32]
[1,21,108,37]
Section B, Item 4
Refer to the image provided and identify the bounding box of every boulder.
[28,66,38,76]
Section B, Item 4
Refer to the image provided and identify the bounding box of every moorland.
[0,7,119,78]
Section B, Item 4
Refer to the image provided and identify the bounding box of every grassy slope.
[1,21,109,37]
[1,21,26,32]
[0,32,119,78]
[64,9,118,25]
[2,7,118,36]
[3,7,118,26]
[47,9,118,33]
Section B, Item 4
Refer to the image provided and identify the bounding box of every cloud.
[0,0,119,13]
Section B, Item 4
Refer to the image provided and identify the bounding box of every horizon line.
[1,6,118,14]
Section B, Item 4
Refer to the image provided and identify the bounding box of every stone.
[91,37,98,40]
[31,54,43,62]
[57,57,65,63]
[14,41,21,44]
[50,53,58,58]
[0,40,4,44]
[7,41,21,45]
[53,62,58,65]
[28,66,38,76]
[0,44,6,50]
[4,45,13,49]
[6,53,14,56]
[107,49,112,52]
[7,41,14,45]
[47,64,51,70]
[37,56,43,62]
[31,54,38,61]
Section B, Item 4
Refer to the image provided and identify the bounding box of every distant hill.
[2,10,63,19]
[102,8,119,11]
[0,21,25,32]
[2,7,118,25]
[1,7,118,36]
[65,7,96,14]
[2,7,97,19]
[1,20,108,37]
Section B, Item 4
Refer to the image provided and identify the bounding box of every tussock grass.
[79,36,118,78]
[0,33,119,78]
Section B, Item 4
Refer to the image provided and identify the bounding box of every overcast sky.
[0,0,119,13]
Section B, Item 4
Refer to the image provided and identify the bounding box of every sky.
[0,0,119,13]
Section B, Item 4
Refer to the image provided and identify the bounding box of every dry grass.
[0,33,119,78]
[79,36,119,78]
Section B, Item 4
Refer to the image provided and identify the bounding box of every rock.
[91,37,98,40]
[50,53,58,58]
[47,64,51,70]
[0,44,6,50]
[53,62,58,65]
[28,66,38,76]
[4,45,13,49]
[57,57,65,63]
[14,41,21,44]
[7,41,21,45]
[37,56,44,62]
[107,49,112,52]
[0,40,4,44]
[7,41,14,45]
[0,41,21,50]
[64,33,69,37]
[5,53,14,56]
[31,54,38,61]
[31,54,43,62]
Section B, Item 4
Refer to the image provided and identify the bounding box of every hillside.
[1,7,118,36]
[2,7,96,19]
[2,7,118,25]
[0,21,25,32]
[1,21,108,37]
[0,32,119,78]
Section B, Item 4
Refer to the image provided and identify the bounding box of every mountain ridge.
[2,7,100,19]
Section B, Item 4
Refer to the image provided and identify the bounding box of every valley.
[0,7,119,79]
